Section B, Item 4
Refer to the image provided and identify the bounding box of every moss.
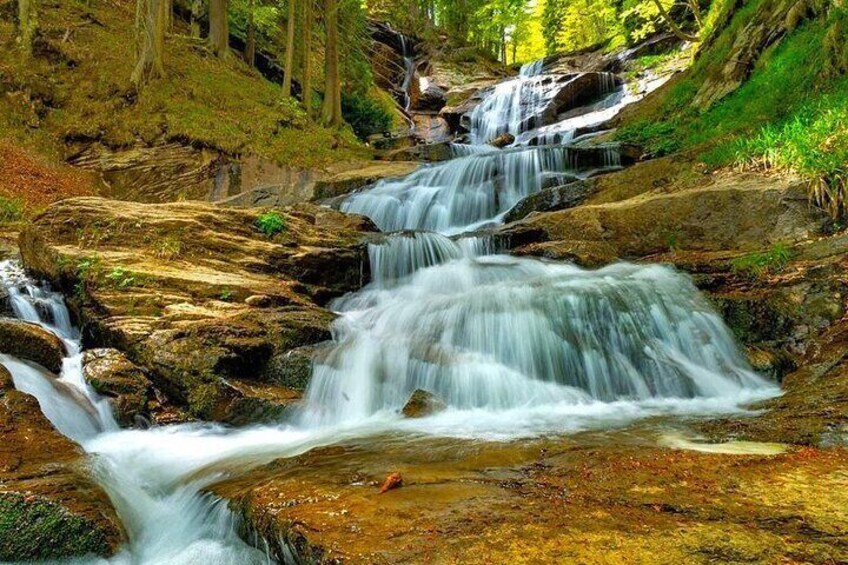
[0,492,112,561]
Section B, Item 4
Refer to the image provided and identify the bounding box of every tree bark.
[17,0,37,58]
[321,0,342,127]
[282,0,296,97]
[300,0,313,119]
[651,0,700,42]
[209,0,229,57]
[244,0,255,66]
[131,0,166,87]
[190,0,203,38]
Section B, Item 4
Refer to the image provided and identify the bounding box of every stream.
[1,59,781,563]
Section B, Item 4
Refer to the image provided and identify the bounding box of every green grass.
[255,212,286,237]
[0,196,24,223]
[730,82,848,217]
[731,243,793,278]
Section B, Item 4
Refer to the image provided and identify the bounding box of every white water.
[0,57,780,563]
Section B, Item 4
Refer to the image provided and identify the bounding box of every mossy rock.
[0,492,113,561]
[0,319,65,373]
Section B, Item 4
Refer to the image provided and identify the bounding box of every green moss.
[0,492,111,561]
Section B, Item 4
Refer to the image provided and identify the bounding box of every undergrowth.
[731,243,793,278]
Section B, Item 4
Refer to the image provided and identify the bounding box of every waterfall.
[0,52,780,563]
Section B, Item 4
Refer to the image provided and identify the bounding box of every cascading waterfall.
[0,53,779,564]
[307,55,779,427]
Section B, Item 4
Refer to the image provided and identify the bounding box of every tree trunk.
[300,0,313,119]
[244,0,255,66]
[209,0,229,57]
[651,0,700,42]
[282,0,296,97]
[131,0,166,87]
[190,0,202,38]
[321,0,342,127]
[17,0,37,58]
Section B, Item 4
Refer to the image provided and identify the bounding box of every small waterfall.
[399,34,416,115]
[342,145,589,234]
[301,259,774,426]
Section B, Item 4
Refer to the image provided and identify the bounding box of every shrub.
[255,212,286,237]
[341,93,393,140]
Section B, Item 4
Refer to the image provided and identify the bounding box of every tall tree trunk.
[17,0,37,58]
[300,0,313,120]
[190,0,202,38]
[209,0,229,57]
[321,0,342,127]
[282,0,296,97]
[131,0,166,87]
[165,0,173,31]
[244,0,255,66]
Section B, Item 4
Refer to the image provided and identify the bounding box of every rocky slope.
[19,198,378,423]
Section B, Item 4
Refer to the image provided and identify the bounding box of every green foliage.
[255,212,287,236]
[105,267,137,289]
[341,93,394,140]
[731,244,793,278]
[616,119,681,156]
[0,196,24,223]
[219,289,234,301]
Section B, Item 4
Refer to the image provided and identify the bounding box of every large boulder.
[82,348,152,427]
[0,370,125,561]
[20,198,378,423]
[0,319,65,373]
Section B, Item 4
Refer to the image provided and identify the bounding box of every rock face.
[0,319,66,373]
[311,161,419,201]
[82,348,152,427]
[381,141,455,162]
[0,368,124,561]
[20,198,378,423]
[503,179,595,223]
[498,165,825,266]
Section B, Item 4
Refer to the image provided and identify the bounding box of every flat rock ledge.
[20,197,379,424]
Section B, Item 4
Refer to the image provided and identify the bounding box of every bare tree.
[209,0,229,57]
[190,0,203,38]
[244,0,256,66]
[17,0,37,58]
[132,0,167,87]
[300,0,313,119]
[282,0,297,97]
[321,0,342,127]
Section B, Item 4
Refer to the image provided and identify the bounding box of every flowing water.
[0,58,780,563]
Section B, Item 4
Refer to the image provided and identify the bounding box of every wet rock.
[503,179,595,223]
[0,376,124,560]
[401,389,446,418]
[20,198,377,423]
[0,319,65,373]
[414,81,448,112]
[82,348,151,427]
[381,141,455,162]
[261,344,325,392]
[312,161,419,201]
[488,133,515,148]
[0,287,14,318]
